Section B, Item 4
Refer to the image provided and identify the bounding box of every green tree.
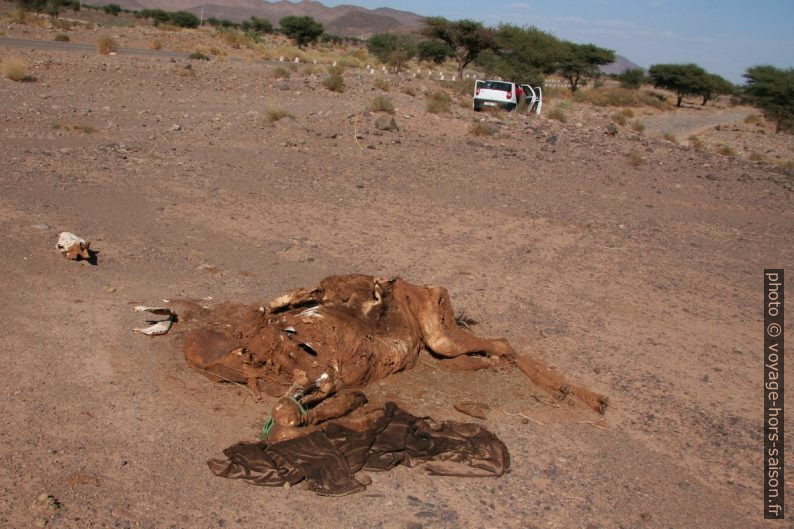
[556,42,615,92]
[421,17,497,76]
[476,24,563,86]
[367,33,417,70]
[241,16,273,34]
[743,65,794,133]
[648,63,709,107]
[417,39,452,64]
[617,68,646,89]
[279,15,324,48]
[139,8,170,23]
[168,11,200,28]
[103,3,121,15]
[695,73,734,105]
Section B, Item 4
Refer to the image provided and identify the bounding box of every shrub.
[336,55,361,68]
[273,66,290,79]
[426,91,451,114]
[717,144,736,156]
[611,112,627,126]
[1,56,30,81]
[54,33,69,42]
[744,114,763,125]
[469,121,497,136]
[139,8,169,23]
[402,86,417,97]
[102,3,121,15]
[688,135,704,150]
[441,78,475,97]
[264,106,294,124]
[187,51,210,61]
[326,64,344,76]
[150,39,162,50]
[547,107,566,122]
[368,95,394,114]
[372,78,390,91]
[662,132,678,143]
[217,29,252,48]
[630,120,645,133]
[627,149,644,166]
[72,124,96,133]
[620,108,635,118]
[96,34,118,55]
[749,150,764,162]
[169,11,200,28]
[322,73,345,92]
[618,68,646,89]
[279,15,324,48]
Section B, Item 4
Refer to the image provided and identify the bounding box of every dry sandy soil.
[2,20,794,529]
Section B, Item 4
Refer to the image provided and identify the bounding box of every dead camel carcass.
[183,274,607,439]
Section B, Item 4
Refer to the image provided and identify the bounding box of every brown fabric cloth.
[207,403,510,496]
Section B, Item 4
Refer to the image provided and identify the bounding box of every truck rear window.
[477,81,512,92]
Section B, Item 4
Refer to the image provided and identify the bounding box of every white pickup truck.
[473,79,543,114]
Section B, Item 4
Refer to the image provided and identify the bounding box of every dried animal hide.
[182,275,607,415]
[208,402,510,496]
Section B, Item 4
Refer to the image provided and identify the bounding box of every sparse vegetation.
[717,144,736,157]
[72,124,96,133]
[627,149,644,166]
[743,65,794,133]
[630,120,645,133]
[372,79,390,91]
[749,150,764,162]
[187,51,210,61]
[611,112,627,126]
[688,135,704,150]
[1,56,30,82]
[573,87,671,109]
[326,65,344,76]
[368,95,394,114]
[322,73,345,93]
[744,114,763,125]
[272,66,291,79]
[97,34,119,55]
[150,39,162,50]
[102,3,121,16]
[426,91,452,114]
[54,33,70,42]
[469,121,497,136]
[662,132,678,143]
[402,86,417,97]
[547,107,567,122]
[264,106,294,124]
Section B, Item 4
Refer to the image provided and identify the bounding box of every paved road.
[0,36,187,59]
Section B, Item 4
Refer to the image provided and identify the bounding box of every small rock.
[375,114,399,132]
[546,135,558,145]
[605,123,618,136]
[32,223,51,230]
[170,124,182,131]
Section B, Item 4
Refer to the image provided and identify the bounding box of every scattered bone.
[56,232,90,260]
[133,306,176,336]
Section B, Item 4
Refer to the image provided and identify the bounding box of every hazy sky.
[317,0,794,83]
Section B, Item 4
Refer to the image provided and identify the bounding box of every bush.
[273,66,290,79]
[426,91,451,114]
[326,64,344,76]
[168,11,200,28]
[188,51,210,61]
[402,86,417,97]
[662,132,678,143]
[241,16,273,34]
[279,15,323,48]
[264,106,294,124]
[547,107,566,122]
[96,34,118,55]
[630,120,645,133]
[627,149,644,166]
[417,39,452,64]
[372,78,390,91]
[469,121,497,136]
[322,73,345,92]
[150,39,162,50]
[744,114,763,125]
[749,150,764,162]
[368,95,394,114]
[102,3,120,15]
[618,68,646,89]
[611,112,627,126]
[54,33,69,42]
[717,144,736,156]
[1,56,30,81]
[688,135,704,150]
[139,9,170,23]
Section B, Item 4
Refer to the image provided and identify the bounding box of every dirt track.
[642,107,753,140]
[1,44,792,529]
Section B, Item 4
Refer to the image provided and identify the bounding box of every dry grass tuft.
[630,120,645,133]
[368,95,394,114]
[54,33,70,42]
[372,78,390,91]
[469,121,498,136]
[97,35,119,55]
[322,73,345,93]
[627,149,644,166]
[717,144,736,157]
[402,86,417,97]
[1,56,31,82]
[187,51,210,61]
[662,132,678,143]
[150,39,162,50]
[688,135,704,150]
[744,114,763,125]
[426,91,452,114]
[611,112,627,126]
[547,107,567,123]
[273,66,291,79]
[264,106,294,125]
[72,124,96,134]
[749,150,764,162]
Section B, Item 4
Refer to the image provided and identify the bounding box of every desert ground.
[2,8,794,529]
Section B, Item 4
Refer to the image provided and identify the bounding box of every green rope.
[261,397,308,440]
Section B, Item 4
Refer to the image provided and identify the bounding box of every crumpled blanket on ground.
[207,402,510,496]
